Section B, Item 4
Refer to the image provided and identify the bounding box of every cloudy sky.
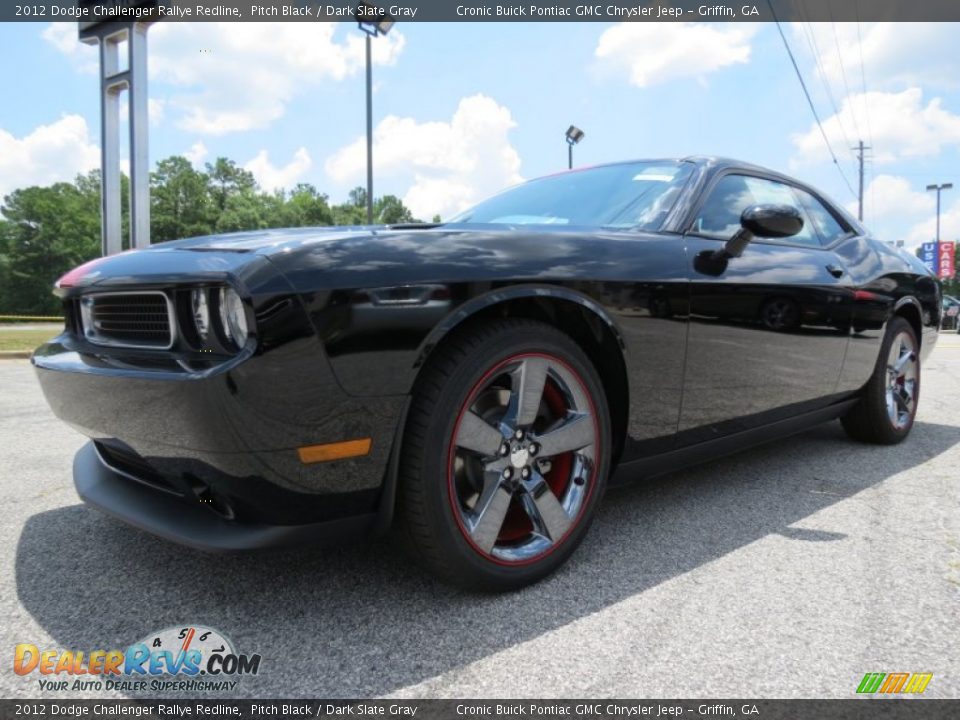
[0,20,958,249]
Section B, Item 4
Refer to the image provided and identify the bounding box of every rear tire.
[397,319,611,591]
[841,316,920,444]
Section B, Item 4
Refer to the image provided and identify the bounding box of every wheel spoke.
[893,349,915,374]
[483,456,511,474]
[520,472,572,541]
[894,387,911,412]
[535,413,595,457]
[511,357,549,427]
[886,392,897,424]
[456,410,504,457]
[468,477,513,553]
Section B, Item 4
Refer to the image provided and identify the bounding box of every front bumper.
[75,442,377,551]
[33,245,413,547]
[34,328,407,536]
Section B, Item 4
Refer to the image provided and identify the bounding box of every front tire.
[397,319,611,591]
[841,316,920,444]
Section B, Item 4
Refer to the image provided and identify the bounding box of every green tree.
[0,177,100,314]
[214,192,268,233]
[0,160,423,313]
[151,156,213,242]
[278,184,334,227]
[375,194,415,224]
[347,186,367,209]
[205,158,258,213]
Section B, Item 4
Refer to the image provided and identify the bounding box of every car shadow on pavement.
[14,419,960,698]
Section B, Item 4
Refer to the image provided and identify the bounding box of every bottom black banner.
[1,700,958,720]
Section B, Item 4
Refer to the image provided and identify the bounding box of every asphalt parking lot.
[1,339,958,700]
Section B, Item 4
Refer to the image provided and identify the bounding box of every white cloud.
[793,23,960,93]
[145,22,405,135]
[791,88,960,166]
[183,141,208,168]
[595,23,757,87]
[0,115,100,201]
[148,99,165,126]
[325,94,523,220]
[245,148,312,192]
[844,175,934,221]
[41,23,98,74]
[907,198,960,248]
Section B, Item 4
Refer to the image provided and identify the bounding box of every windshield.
[449,161,693,230]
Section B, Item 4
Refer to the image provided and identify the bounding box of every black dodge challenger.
[34,157,941,590]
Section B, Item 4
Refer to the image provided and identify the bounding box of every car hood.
[59,223,673,295]
[163,225,378,253]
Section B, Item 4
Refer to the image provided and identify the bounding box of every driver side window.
[693,174,822,248]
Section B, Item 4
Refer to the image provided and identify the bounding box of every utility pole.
[853,140,871,222]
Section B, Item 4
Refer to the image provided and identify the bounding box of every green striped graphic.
[857,673,886,693]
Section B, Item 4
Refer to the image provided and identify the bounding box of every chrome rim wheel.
[886,331,918,430]
[448,353,599,565]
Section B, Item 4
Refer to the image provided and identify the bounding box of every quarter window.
[791,187,851,246]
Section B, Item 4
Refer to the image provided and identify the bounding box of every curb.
[0,351,33,360]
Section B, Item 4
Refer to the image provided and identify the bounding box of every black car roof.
[578,155,791,180]
[548,156,865,235]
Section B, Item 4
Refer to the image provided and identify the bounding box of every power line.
[795,7,854,156]
[768,1,858,201]
[854,0,876,223]
[827,1,863,140]
[854,0,875,153]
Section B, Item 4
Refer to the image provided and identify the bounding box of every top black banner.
[6,0,960,25]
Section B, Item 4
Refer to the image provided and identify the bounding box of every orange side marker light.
[297,438,372,464]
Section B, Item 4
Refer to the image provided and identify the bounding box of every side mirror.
[741,204,804,239]
[714,204,804,261]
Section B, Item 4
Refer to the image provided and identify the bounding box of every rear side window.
[692,174,823,248]
[791,187,851,246]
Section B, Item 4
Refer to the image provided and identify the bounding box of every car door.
[678,172,855,445]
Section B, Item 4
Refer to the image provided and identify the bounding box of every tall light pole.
[926,182,953,244]
[357,1,394,226]
[565,125,584,169]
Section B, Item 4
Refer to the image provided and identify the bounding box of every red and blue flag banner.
[938,241,955,279]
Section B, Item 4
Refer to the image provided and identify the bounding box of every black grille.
[83,292,173,348]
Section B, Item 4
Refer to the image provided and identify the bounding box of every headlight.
[191,288,210,341]
[218,287,249,349]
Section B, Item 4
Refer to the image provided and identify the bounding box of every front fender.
[415,283,627,370]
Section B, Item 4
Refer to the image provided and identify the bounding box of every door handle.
[826,264,845,278]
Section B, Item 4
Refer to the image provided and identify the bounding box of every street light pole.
[565,125,584,170]
[357,1,395,226]
[927,182,954,244]
[365,33,373,225]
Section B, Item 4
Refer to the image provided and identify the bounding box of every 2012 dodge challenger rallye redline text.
[33,157,941,590]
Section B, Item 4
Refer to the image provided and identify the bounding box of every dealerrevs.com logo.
[14,625,262,693]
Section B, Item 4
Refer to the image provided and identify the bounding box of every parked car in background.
[942,294,959,331]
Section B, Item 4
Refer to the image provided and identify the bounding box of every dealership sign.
[920,242,938,274]
[939,241,956,279]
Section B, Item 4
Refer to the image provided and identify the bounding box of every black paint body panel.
[32,157,941,549]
